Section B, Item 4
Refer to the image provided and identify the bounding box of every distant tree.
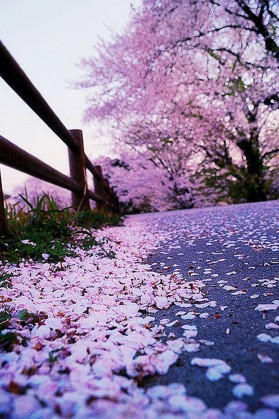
[193,67,279,202]
[78,0,278,205]
[96,153,194,213]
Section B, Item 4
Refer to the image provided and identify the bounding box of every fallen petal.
[257,354,273,364]
[254,408,278,419]
[261,394,279,408]
[229,374,246,383]
[206,368,223,381]
[191,358,225,368]
[255,304,277,311]
[232,383,254,398]
[257,333,272,343]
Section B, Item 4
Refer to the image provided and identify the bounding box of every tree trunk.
[238,133,267,202]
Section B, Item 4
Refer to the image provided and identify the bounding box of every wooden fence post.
[93,165,107,212]
[93,166,120,214]
[68,130,90,211]
[0,168,7,236]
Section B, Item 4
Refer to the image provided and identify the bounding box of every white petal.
[229,374,246,383]
[191,358,225,368]
[70,341,89,361]
[167,383,186,395]
[166,320,180,327]
[181,312,196,320]
[261,394,279,408]
[13,395,41,418]
[257,333,272,342]
[271,336,279,344]
[206,368,223,381]
[257,354,273,363]
[201,408,223,419]
[154,296,170,309]
[182,325,197,330]
[31,325,52,339]
[213,363,231,374]
[184,342,200,352]
[232,383,254,398]
[224,401,248,413]
[179,396,206,412]
[254,409,278,419]
[183,330,198,338]
[0,391,12,415]
[168,394,206,413]
[58,399,76,417]
[118,302,139,317]
[255,304,277,311]
[44,317,63,330]
[146,385,170,399]
[156,350,178,374]
[265,323,279,330]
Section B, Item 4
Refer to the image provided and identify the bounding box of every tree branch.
[261,149,279,161]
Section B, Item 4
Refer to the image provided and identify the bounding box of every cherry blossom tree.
[78,0,278,206]
[95,153,194,213]
[193,65,279,202]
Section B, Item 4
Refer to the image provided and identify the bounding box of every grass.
[0,308,47,352]
[0,272,13,288]
[0,194,122,353]
[0,310,18,352]
[0,193,122,264]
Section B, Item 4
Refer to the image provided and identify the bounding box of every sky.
[0,0,141,194]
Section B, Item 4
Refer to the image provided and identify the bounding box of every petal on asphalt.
[232,384,254,398]
[261,394,279,408]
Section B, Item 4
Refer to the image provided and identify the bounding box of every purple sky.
[0,0,141,193]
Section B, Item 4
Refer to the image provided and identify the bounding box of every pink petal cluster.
[0,215,278,418]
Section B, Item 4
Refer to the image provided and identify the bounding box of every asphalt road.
[140,201,279,413]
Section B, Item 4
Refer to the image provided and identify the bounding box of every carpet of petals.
[0,214,278,418]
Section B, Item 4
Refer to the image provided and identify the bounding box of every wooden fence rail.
[0,41,119,236]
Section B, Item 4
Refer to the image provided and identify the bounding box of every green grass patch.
[0,331,19,351]
[0,308,49,352]
[0,311,17,351]
[0,193,122,264]
[0,272,13,288]
[0,311,12,328]
[17,309,41,325]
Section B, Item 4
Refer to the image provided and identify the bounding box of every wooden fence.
[0,41,119,235]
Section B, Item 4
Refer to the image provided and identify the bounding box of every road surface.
[138,201,279,413]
